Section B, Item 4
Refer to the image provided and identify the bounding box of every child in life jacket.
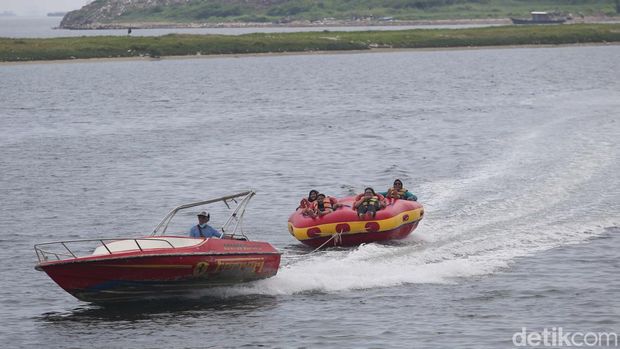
[353,187,386,219]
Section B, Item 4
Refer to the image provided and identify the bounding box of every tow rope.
[308,231,343,254]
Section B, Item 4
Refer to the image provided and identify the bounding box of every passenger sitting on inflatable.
[299,190,319,217]
[353,187,386,219]
[380,179,418,201]
[312,193,342,217]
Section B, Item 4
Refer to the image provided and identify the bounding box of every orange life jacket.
[361,196,379,207]
[388,187,408,199]
[315,197,333,212]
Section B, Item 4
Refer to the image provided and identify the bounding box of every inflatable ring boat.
[288,196,424,248]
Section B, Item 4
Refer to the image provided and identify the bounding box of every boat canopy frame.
[34,191,257,264]
[151,190,256,239]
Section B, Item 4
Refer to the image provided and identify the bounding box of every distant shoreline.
[59,18,512,30]
[3,23,620,63]
[57,15,620,30]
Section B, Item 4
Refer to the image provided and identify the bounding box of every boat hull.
[510,18,566,24]
[36,238,281,303]
[296,220,421,248]
[288,196,424,248]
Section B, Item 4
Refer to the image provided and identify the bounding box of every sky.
[0,0,91,16]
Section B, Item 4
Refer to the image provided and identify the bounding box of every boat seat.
[92,236,203,256]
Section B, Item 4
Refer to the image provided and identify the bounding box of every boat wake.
[200,90,620,298]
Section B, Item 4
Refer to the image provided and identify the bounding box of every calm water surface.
[0,44,619,348]
[0,16,500,38]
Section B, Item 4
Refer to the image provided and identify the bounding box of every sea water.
[0,44,618,348]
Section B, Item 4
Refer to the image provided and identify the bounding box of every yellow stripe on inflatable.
[288,208,423,241]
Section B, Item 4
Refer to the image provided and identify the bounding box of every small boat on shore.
[511,11,567,25]
[35,191,281,303]
[288,196,424,248]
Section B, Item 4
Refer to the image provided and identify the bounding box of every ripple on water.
[1,46,619,348]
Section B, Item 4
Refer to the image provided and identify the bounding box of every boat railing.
[34,237,176,263]
[35,191,257,264]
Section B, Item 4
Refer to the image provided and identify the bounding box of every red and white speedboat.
[35,191,281,303]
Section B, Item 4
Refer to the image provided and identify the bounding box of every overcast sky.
[0,0,91,16]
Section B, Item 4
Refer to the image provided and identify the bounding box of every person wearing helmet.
[189,211,223,238]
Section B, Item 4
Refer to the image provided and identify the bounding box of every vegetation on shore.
[128,0,620,22]
[61,0,619,28]
[2,23,620,62]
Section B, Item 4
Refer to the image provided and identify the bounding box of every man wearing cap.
[189,211,223,239]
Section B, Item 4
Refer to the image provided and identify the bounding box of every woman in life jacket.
[353,187,386,219]
[312,193,341,217]
[380,179,418,201]
[299,190,319,217]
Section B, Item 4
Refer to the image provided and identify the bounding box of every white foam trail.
[422,91,618,242]
[209,90,619,298]
[216,221,612,297]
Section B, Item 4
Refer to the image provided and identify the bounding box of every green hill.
[60,0,619,29]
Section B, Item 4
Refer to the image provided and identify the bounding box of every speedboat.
[35,191,281,303]
[288,196,424,248]
[510,11,567,24]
